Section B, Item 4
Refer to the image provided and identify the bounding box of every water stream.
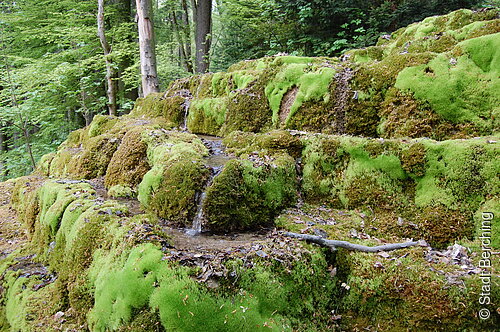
[185,135,233,236]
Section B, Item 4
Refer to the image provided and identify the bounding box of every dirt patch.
[279,86,299,125]
[88,177,144,216]
[0,181,28,259]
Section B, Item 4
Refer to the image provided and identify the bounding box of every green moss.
[146,159,209,224]
[88,243,288,331]
[137,132,209,224]
[395,35,499,133]
[338,248,495,331]
[401,142,427,177]
[71,134,121,179]
[265,64,335,126]
[222,81,273,134]
[187,97,228,135]
[224,130,302,158]
[130,93,186,128]
[415,139,498,211]
[105,129,150,190]
[88,115,119,138]
[4,274,37,331]
[35,152,56,176]
[108,185,135,198]
[228,248,336,330]
[204,155,298,232]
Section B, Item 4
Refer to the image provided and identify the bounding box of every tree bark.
[284,232,423,252]
[193,0,212,73]
[136,0,159,96]
[97,0,118,116]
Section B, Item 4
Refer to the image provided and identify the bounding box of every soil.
[0,181,27,260]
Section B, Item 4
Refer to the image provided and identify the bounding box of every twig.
[283,232,422,252]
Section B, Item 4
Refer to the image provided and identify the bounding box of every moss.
[137,132,209,224]
[11,177,44,235]
[265,63,335,127]
[400,142,427,177]
[130,93,186,128]
[379,88,469,140]
[35,152,56,176]
[187,97,228,135]
[417,205,472,248]
[254,130,303,158]
[146,159,209,225]
[224,130,302,158]
[395,35,499,133]
[4,274,39,331]
[221,69,275,134]
[88,243,288,331]
[338,247,496,331]
[415,139,498,211]
[48,148,78,178]
[88,115,119,138]
[108,185,135,198]
[105,129,150,190]
[348,46,385,63]
[204,155,298,232]
[72,134,121,179]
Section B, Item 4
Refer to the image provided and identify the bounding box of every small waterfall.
[182,99,190,131]
[170,89,192,131]
[185,136,232,236]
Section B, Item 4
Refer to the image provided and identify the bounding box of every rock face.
[0,9,499,332]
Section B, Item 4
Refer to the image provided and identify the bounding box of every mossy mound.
[104,129,150,191]
[1,178,342,331]
[130,9,499,140]
[300,134,499,248]
[203,154,298,232]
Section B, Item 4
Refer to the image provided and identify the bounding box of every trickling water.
[182,99,190,131]
[185,136,232,236]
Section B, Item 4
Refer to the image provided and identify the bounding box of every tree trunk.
[97,0,118,116]
[194,0,212,73]
[136,0,159,96]
[181,0,193,73]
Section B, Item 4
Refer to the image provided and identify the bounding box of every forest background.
[0,0,497,180]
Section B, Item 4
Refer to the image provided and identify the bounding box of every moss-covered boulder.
[203,154,298,232]
[137,130,210,225]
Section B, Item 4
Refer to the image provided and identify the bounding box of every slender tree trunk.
[171,7,193,73]
[181,0,193,72]
[97,0,118,116]
[136,0,159,96]
[193,0,212,73]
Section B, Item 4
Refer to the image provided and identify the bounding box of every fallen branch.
[283,232,422,252]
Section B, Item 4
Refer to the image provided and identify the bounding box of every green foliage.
[0,0,139,180]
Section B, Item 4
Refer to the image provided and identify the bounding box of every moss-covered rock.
[204,154,298,232]
[104,129,150,190]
